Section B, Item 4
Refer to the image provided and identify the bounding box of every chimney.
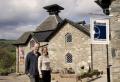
[43,4,64,16]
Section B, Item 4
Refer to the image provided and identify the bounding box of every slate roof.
[32,30,54,42]
[35,15,62,31]
[14,4,90,45]
[14,31,32,45]
[46,19,90,41]
[14,30,54,45]
[14,19,90,45]
[65,19,90,36]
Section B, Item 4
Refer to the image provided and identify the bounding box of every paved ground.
[88,74,107,82]
[0,73,107,82]
[0,73,30,82]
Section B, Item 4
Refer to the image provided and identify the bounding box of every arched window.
[65,33,72,42]
[65,53,72,63]
[30,40,35,48]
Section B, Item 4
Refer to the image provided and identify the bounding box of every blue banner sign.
[90,18,109,44]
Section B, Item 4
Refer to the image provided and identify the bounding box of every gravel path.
[0,73,29,82]
[0,73,107,82]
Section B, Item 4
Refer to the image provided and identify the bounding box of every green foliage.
[0,68,10,75]
[78,69,103,79]
[0,40,16,75]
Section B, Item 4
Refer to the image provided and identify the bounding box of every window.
[30,40,35,48]
[65,33,72,42]
[65,53,72,63]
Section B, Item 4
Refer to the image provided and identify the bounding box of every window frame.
[30,40,35,48]
[65,33,72,43]
[65,53,73,63]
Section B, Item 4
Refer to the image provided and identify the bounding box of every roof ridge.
[36,15,62,31]
[34,30,54,33]
[64,18,90,32]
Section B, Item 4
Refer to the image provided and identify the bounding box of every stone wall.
[110,0,120,82]
[92,44,112,73]
[16,23,112,74]
[48,23,109,73]
[16,45,29,73]
[16,38,36,73]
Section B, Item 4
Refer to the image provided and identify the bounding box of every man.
[25,43,41,82]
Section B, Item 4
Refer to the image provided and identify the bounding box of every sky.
[0,0,103,40]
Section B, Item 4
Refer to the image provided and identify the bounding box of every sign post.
[90,18,110,82]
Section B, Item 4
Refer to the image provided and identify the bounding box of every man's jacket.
[25,51,41,76]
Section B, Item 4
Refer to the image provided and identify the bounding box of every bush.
[0,46,16,75]
[0,68,9,76]
[78,69,102,79]
[80,72,88,79]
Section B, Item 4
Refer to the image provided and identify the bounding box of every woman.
[38,46,51,82]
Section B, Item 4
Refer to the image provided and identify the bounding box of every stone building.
[110,0,120,82]
[14,4,112,75]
